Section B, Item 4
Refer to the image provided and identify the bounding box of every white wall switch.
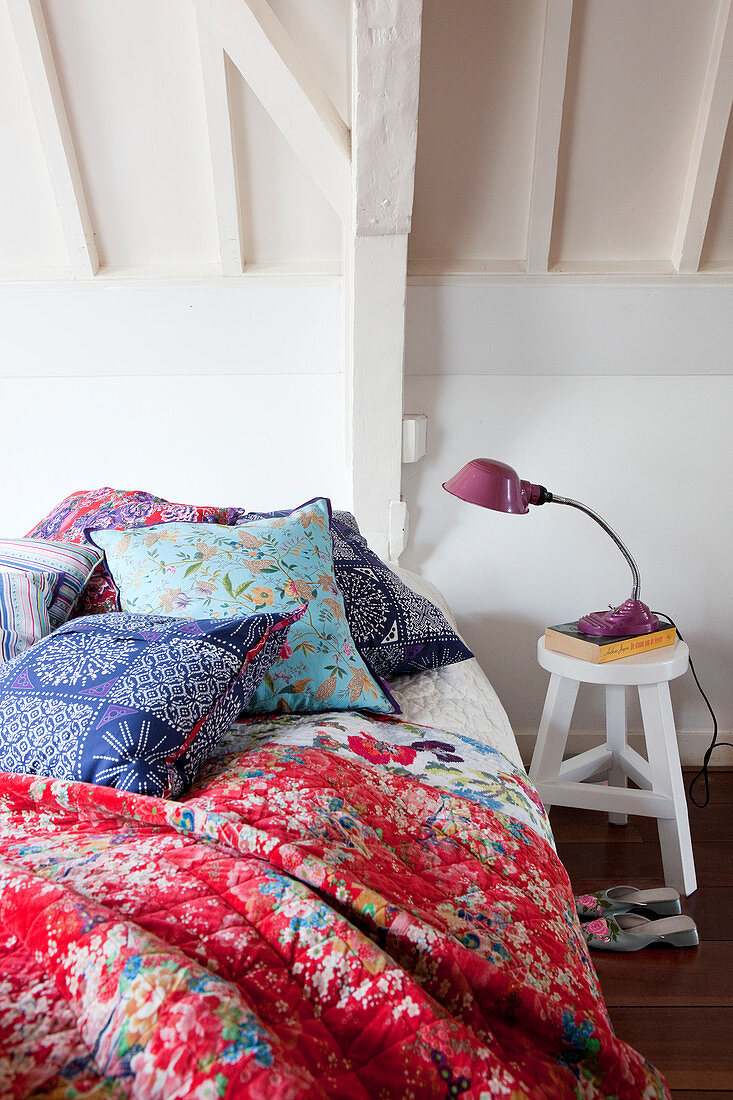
[402,414,427,463]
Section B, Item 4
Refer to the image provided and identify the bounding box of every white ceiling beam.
[526,0,573,274]
[352,0,422,235]
[345,0,422,560]
[197,18,244,275]
[6,0,98,278]
[191,0,351,223]
[673,0,733,274]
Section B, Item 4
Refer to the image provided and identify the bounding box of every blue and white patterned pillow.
[0,569,60,661]
[0,609,301,796]
[239,508,474,679]
[330,512,474,677]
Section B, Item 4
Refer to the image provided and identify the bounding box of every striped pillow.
[0,539,101,628]
[0,569,59,661]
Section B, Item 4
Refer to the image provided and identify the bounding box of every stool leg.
[606,684,628,826]
[638,682,697,896]
[530,674,579,808]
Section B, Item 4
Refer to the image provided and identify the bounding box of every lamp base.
[577,599,660,637]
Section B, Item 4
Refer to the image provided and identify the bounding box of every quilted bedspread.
[0,713,668,1099]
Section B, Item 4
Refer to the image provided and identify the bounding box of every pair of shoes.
[582,912,699,952]
[575,885,682,921]
[575,886,698,952]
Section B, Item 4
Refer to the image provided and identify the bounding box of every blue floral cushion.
[0,609,301,796]
[240,508,474,679]
[90,499,396,716]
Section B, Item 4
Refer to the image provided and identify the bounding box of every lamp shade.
[443,458,538,514]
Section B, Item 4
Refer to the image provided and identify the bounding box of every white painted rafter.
[352,0,422,235]
[526,0,573,274]
[6,0,98,278]
[191,0,350,223]
[345,0,422,560]
[197,17,244,275]
[673,0,733,273]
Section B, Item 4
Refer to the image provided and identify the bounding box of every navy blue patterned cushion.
[329,512,473,678]
[0,610,301,796]
[235,504,473,679]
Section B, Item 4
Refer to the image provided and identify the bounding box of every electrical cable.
[653,612,731,808]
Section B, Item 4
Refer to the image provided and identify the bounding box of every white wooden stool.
[529,638,696,896]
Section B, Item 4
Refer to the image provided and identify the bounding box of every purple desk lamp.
[443,458,659,636]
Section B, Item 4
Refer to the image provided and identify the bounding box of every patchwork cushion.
[0,609,301,796]
[0,539,101,629]
[90,499,395,716]
[239,508,474,679]
[0,569,59,661]
[26,488,237,617]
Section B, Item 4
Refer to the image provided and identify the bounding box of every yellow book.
[544,619,676,663]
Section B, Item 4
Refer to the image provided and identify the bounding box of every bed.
[0,493,669,1098]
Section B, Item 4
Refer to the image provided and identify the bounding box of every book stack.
[544,617,676,664]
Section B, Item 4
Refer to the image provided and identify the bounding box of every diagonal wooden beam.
[191,0,350,223]
[197,17,245,275]
[345,0,422,560]
[673,0,733,273]
[6,0,98,278]
[526,0,573,274]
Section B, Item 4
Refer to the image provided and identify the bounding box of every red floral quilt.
[0,724,669,1098]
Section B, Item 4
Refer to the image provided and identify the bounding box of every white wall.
[402,281,733,766]
[2,275,731,770]
[0,279,349,535]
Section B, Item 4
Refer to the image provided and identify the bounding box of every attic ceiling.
[3,0,733,280]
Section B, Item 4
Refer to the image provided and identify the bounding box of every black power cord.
[653,612,731,808]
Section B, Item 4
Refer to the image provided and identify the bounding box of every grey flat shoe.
[583,912,698,952]
[575,885,682,921]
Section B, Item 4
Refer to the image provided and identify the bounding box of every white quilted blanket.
[387,566,523,769]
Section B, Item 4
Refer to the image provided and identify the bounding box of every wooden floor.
[551,769,733,1098]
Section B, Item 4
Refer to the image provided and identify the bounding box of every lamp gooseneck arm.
[548,494,641,602]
